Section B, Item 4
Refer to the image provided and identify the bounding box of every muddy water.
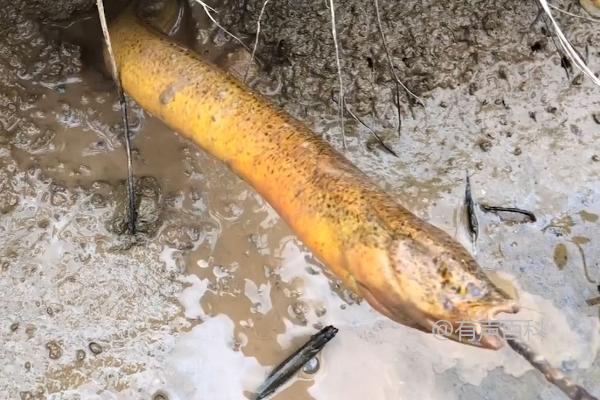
[1,0,600,399]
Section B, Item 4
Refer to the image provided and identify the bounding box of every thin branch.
[572,241,596,284]
[245,0,271,82]
[537,0,600,87]
[96,0,118,88]
[96,0,136,235]
[192,0,251,52]
[373,0,424,108]
[327,0,347,149]
[549,3,600,22]
[464,172,479,243]
[506,334,598,400]
[345,103,397,157]
[393,82,402,136]
[536,6,572,80]
[530,7,546,31]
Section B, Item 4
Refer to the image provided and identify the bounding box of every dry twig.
[327,0,347,149]
[506,334,598,400]
[373,0,424,135]
[245,0,271,82]
[96,0,136,234]
[537,0,600,87]
[549,2,600,22]
[192,0,251,52]
[344,103,397,157]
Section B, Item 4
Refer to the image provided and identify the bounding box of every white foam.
[244,279,273,315]
[49,315,267,400]
[150,314,266,400]
[177,274,210,320]
[272,240,600,399]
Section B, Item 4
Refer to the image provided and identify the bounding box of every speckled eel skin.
[109,4,519,349]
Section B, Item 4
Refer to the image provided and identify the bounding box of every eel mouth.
[358,280,520,350]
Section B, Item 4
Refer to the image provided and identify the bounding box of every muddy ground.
[1,0,599,399]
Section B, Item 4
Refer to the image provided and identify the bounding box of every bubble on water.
[152,391,169,400]
[0,159,185,398]
[88,342,102,355]
[46,341,62,359]
[75,349,85,362]
[302,357,320,374]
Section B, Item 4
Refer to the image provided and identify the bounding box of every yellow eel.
[109,3,519,349]
[581,0,600,17]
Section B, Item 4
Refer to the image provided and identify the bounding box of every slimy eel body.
[109,6,518,348]
[581,0,600,16]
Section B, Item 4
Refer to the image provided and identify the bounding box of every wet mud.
[1,0,599,399]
